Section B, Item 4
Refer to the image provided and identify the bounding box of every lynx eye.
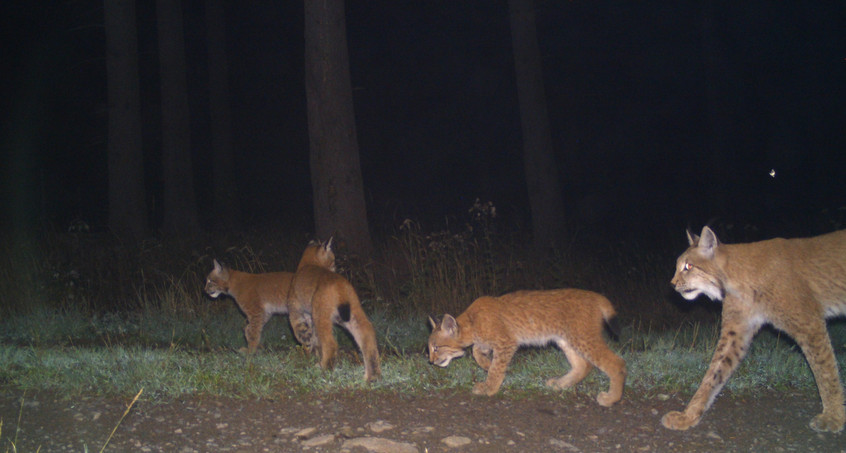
[683,262,694,272]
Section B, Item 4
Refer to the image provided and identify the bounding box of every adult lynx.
[428,289,626,406]
[663,226,846,433]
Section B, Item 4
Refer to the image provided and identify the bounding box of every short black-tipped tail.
[604,315,621,342]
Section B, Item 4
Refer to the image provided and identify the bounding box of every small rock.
[341,437,418,453]
[656,394,670,401]
[295,427,318,439]
[338,426,356,438]
[549,438,581,452]
[706,431,723,441]
[302,434,335,447]
[367,420,395,433]
[441,435,472,448]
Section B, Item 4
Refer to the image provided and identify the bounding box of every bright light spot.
[769,169,776,178]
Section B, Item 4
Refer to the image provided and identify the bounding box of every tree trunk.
[157,0,199,234]
[304,0,373,257]
[105,0,147,241]
[508,0,565,249]
[205,0,239,228]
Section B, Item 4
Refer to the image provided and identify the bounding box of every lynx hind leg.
[341,303,382,382]
[789,319,845,433]
[242,314,269,354]
[546,340,592,391]
[313,308,339,371]
[587,341,627,407]
[662,318,755,430]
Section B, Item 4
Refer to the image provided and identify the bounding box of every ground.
[0,388,843,452]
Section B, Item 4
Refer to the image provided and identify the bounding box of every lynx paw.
[471,382,498,396]
[596,391,620,407]
[661,410,699,431]
[809,412,845,433]
[545,377,575,391]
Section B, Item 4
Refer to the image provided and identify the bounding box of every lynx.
[428,289,626,406]
[204,240,380,382]
[288,240,382,382]
[204,260,300,354]
[663,226,846,433]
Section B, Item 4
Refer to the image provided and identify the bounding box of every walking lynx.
[428,289,626,406]
[663,226,846,433]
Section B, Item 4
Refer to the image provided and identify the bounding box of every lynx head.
[205,259,231,298]
[427,314,466,367]
[671,226,726,302]
[297,238,336,272]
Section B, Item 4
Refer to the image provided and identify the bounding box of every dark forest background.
[2,1,845,248]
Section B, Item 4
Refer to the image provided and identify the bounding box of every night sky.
[2,1,845,242]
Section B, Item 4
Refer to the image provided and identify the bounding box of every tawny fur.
[428,289,626,407]
[663,226,846,433]
[204,261,296,354]
[289,240,382,382]
[204,239,381,382]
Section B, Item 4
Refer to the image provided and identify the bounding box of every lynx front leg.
[787,318,845,433]
[472,344,517,396]
[662,314,756,430]
[472,345,493,371]
[243,313,270,354]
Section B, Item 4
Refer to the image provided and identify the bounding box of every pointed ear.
[428,315,438,330]
[213,259,222,272]
[325,237,333,252]
[698,226,719,257]
[685,229,699,246]
[441,314,459,336]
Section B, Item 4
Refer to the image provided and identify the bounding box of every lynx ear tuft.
[685,229,699,246]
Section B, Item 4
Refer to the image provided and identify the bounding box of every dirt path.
[0,388,842,452]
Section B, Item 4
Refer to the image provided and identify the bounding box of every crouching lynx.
[428,289,626,406]
[663,226,846,433]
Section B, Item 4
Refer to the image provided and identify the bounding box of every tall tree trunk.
[157,0,199,234]
[508,0,565,249]
[205,0,239,228]
[105,0,147,241]
[304,0,373,257]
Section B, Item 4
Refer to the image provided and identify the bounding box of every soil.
[0,388,842,452]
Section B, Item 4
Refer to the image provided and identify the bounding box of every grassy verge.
[1,307,842,402]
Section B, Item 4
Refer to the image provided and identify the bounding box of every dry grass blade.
[99,388,143,453]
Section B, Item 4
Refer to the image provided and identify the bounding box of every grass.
[0,307,842,401]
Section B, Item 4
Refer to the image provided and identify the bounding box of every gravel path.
[0,388,842,452]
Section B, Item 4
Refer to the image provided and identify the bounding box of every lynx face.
[671,231,725,301]
[427,315,466,367]
[204,259,230,298]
